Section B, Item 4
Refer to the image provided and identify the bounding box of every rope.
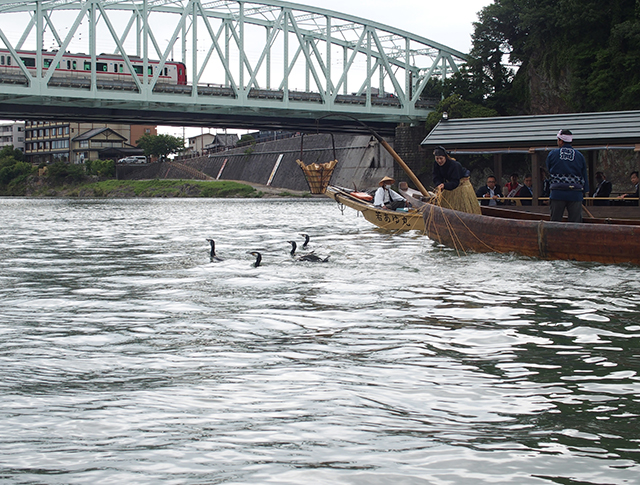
[426,187,504,255]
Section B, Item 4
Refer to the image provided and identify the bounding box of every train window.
[113,64,118,73]
[7,57,11,66]
[133,65,143,75]
[84,61,91,70]
[21,57,36,67]
[148,66,153,75]
[164,68,168,76]
[44,59,52,68]
[66,60,70,69]
[97,62,107,72]
[1,55,4,65]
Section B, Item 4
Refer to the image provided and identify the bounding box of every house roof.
[74,127,127,142]
[205,134,239,149]
[421,110,640,154]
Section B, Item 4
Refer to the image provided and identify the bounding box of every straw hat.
[379,176,395,186]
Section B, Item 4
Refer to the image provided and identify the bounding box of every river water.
[1,197,639,484]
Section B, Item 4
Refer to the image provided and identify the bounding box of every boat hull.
[423,203,640,265]
[326,186,425,231]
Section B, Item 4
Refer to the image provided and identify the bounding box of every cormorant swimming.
[206,239,223,262]
[300,233,310,249]
[248,251,262,267]
[287,240,329,262]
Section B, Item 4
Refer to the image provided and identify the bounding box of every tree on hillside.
[136,134,184,161]
[459,0,640,114]
[0,146,34,195]
[0,145,25,162]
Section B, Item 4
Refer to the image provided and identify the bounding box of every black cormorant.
[288,241,329,262]
[300,233,310,249]
[248,251,262,267]
[206,239,223,262]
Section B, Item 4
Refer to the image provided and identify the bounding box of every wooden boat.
[326,185,425,231]
[326,185,640,264]
[422,202,640,265]
[323,125,640,264]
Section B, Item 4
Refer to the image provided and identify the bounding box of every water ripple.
[1,198,639,484]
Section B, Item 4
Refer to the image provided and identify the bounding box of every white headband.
[557,130,573,143]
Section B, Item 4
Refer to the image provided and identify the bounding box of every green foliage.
[136,133,185,161]
[46,161,86,182]
[0,145,24,162]
[81,179,257,198]
[238,134,255,146]
[0,147,35,194]
[85,159,115,178]
[426,95,498,132]
[461,0,640,113]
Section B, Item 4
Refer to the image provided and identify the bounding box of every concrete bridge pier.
[393,124,430,189]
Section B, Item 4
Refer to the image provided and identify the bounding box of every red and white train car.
[0,49,187,86]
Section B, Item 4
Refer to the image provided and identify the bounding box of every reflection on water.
[1,198,639,484]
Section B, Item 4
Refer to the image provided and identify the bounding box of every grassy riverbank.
[21,178,310,198]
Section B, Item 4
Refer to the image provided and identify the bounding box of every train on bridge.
[0,48,438,109]
[0,48,187,88]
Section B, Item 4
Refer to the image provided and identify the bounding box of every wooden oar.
[315,114,431,198]
[582,204,595,218]
[376,137,431,198]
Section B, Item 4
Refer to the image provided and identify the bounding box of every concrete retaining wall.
[117,128,431,193]
[190,133,398,192]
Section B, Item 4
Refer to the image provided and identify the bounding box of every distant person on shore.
[514,174,534,205]
[476,175,502,206]
[591,171,613,206]
[373,176,408,210]
[432,146,481,214]
[546,129,589,222]
[618,171,639,205]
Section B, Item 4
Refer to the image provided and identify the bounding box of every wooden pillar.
[531,151,540,206]
[493,153,502,187]
[587,150,596,196]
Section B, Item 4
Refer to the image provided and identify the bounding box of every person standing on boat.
[432,146,481,215]
[546,129,589,223]
[373,176,408,210]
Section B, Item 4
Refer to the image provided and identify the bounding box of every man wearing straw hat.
[373,176,408,210]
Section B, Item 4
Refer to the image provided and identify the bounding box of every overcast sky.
[291,0,492,53]
[163,0,493,138]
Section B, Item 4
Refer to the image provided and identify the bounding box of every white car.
[117,156,147,164]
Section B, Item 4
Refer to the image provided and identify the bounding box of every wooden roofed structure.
[421,110,640,208]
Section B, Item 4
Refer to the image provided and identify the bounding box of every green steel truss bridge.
[0,0,468,134]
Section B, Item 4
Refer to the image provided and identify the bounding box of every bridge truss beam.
[0,0,468,134]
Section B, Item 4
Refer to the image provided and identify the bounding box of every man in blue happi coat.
[545,129,589,223]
